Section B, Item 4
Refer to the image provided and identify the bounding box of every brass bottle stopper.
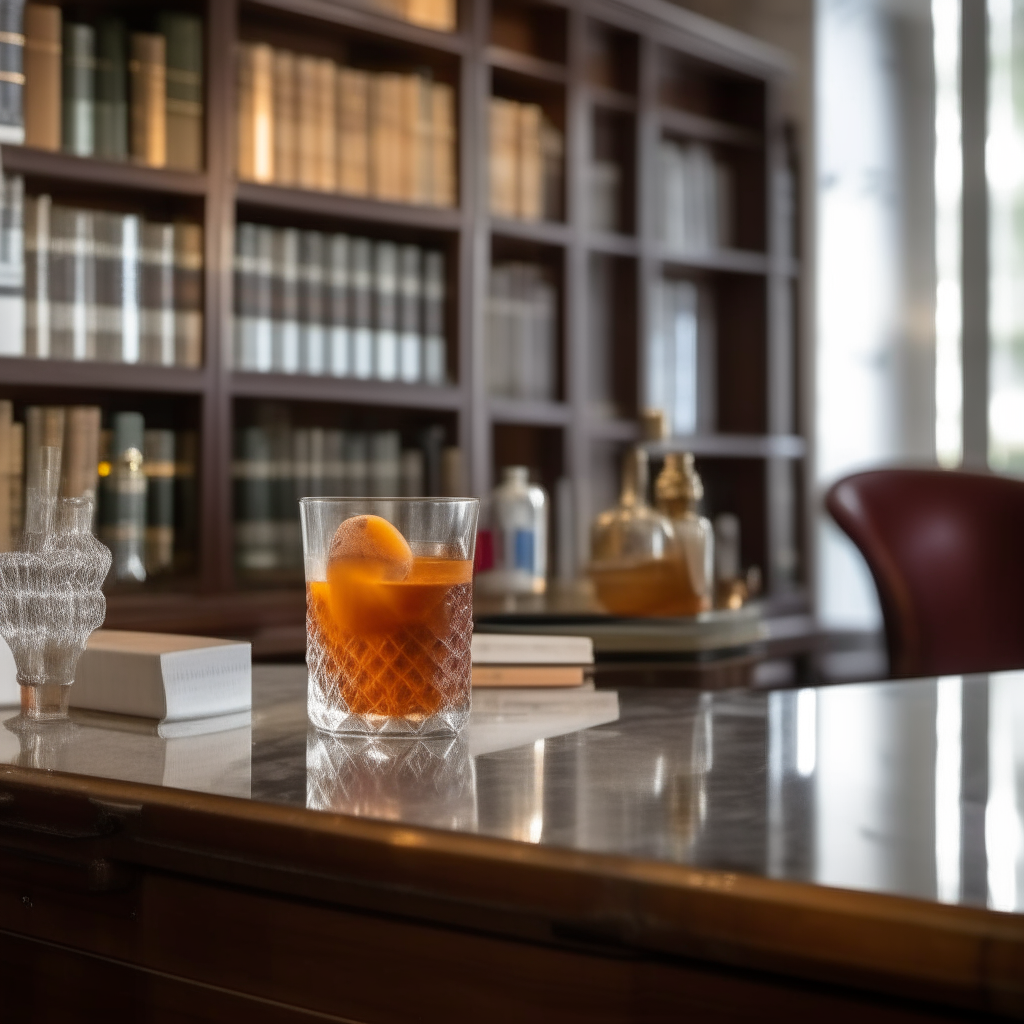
[655,452,703,518]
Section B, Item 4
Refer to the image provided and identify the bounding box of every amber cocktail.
[300,498,479,736]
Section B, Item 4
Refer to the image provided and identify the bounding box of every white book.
[422,250,446,385]
[351,237,373,379]
[471,633,594,666]
[373,240,398,381]
[71,630,252,729]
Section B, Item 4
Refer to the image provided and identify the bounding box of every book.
[234,425,275,571]
[296,53,320,192]
[350,236,373,379]
[271,48,297,187]
[471,665,586,687]
[23,3,60,151]
[129,32,166,168]
[431,81,456,207]
[404,0,456,32]
[298,230,326,375]
[23,404,63,492]
[369,431,400,496]
[0,0,25,144]
[398,244,422,383]
[422,249,446,385]
[159,12,203,172]
[487,261,556,401]
[373,240,398,380]
[93,210,135,363]
[0,167,24,355]
[102,410,147,582]
[518,102,542,222]
[24,193,50,357]
[50,204,96,361]
[471,632,594,667]
[315,57,336,192]
[233,220,257,370]
[61,405,101,510]
[173,221,203,367]
[172,430,197,572]
[141,220,175,366]
[370,72,404,202]
[400,447,424,496]
[61,21,94,156]
[337,66,369,196]
[0,400,10,551]
[94,18,128,160]
[540,114,563,220]
[143,428,175,574]
[272,226,300,373]
[489,97,518,218]
[658,138,733,251]
[326,233,350,378]
[8,420,22,544]
[71,629,252,729]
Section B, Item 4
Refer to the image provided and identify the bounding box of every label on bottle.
[513,529,534,572]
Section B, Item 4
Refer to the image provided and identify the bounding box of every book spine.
[91,209,123,363]
[518,103,542,222]
[296,54,319,192]
[61,22,94,156]
[94,18,127,161]
[326,233,350,378]
[324,428,345,496]
[9,420,23,544]
[24,192,49,357]
[337,67,369,196]
[489,97,517,218]
[104,410,147,582]
[299,229,326,375]
[236,43,255,180]
[0,0,25,144]
[158,13,203,172]
[173,221,203,367]
[400,447,424,496]
[398,243,422,383]
[47,201,71,358]
[369,430,400,496]
[422,250,446,385]
[233,221,255,370]
[345,431,368,497]
[274,227,299,373]
[431,82,455,207]
[252,224,273,373]
[350,236,373,379]
[238,42,272,182]
[129,32,166,168]
[540,115,563,221]
[272,49,296,188]
[0,399,10,550]
[370,73,403,202]
[61,404,100,513]
[316,57,336,192]
[372,240,398,380]
[23,3,60,151]
[143,427,175,574]
[173,429,197,572]
[0,167,24,355]
[234,425,275,571]
[308,426,326,499]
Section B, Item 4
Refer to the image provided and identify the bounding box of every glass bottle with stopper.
[654,452,713,615]
[588,447,691,616]
[475,466,547,597]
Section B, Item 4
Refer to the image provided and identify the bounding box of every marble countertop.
[1,665,1021,916]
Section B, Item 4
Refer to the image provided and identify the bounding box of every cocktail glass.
[300,497,479,736]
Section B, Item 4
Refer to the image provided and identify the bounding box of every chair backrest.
[826,468,1024,679]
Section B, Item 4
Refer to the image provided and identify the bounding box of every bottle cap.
[655,452,703,513]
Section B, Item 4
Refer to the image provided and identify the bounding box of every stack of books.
[488,97,563,221]
[471,633,594,688]
[234,224,447,385]
[658,137,733,252]
[237,44,456,208]
[370,0,456,32]
[22,5,203,170]
[0,187,203,366]
[645,277,712,437]
[487,261,557,401]
[233,416,461,574]
[0,401,196,581]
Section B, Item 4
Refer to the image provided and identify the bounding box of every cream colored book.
[489,97,519,218]
[338,66,370,195]
[406,73,432,204]
[431,81,456,207]
[23,4,61,151]
[315,57,337,192]
[407,0,456,31]
[272,48,297,187]
[129,32,166,167]
[472,665,585,688]
[371,72,404,202]
[518,102,543,221]
[296,54,320,191]
[71,630,252,729]
[237,42,273,183]
[471,632,594,666]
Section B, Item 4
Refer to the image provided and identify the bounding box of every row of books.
[489,97,563,222]
[657,138,733,252]
[0,402,196,583]
[0,183,203,366]
[645,277,714,437]
[370,0,455,32]
[234,224,446,384]
[234,419,461,572]
[19,4,203,170]
[237,44,455,208]
[487,261,557,402]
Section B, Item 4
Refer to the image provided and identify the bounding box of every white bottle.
[476,466,547,596]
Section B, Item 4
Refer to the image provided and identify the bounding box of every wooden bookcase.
[0,0,803,653]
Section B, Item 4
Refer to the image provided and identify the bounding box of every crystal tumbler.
[300,497,479,736]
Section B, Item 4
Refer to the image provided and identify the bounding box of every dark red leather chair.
[826,468,1024,679]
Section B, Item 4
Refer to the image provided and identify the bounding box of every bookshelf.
[0,0,803,651]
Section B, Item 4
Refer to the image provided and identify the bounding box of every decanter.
[655,452,713,615]
[588,448,688,616]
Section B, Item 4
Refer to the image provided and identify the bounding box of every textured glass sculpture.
[0,447,111,720]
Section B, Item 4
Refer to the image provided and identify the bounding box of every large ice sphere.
[0,447,111,720]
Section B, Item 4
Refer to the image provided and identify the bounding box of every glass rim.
[298,496,479,504]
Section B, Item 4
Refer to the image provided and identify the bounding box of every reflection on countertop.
[3,665,1024,915]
